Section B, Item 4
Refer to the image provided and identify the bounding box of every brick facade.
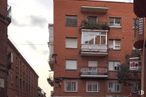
[0,0,11,96]
[48,0,142,97]
[7,39,39,97]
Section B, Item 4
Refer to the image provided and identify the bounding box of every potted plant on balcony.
[80,20,110,30]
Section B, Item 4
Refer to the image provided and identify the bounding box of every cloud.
[11,17,28,27]
[29,15,47,27]
[35,0,53,9]
[25,40,37,50]
[11,15,47,27]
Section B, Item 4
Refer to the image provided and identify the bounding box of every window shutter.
[66,38,77,48]
[66,60,77,70]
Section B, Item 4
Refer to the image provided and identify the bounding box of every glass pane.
[82,32,97,44]
[115,18,121,24]
[115,40,121,49]
[101,36,106,44]
[66,60,77,70]
[108,62,114,71]
[108,40,113,48]
[95,36,100,44]
[66,38,77,48]
[66,15,77,27]
[109,18,114,25]
[87,16,97,24]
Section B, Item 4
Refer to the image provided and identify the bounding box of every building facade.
[0,0,11,96]
[133,15,146,97]
[7,39,39,97]
[37,87,47,97]
[48,0,141,97]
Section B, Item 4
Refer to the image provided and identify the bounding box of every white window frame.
[109,17,121,28]
[64,80,78,92]
[108,61,120,71]
[65,60,77,70]
[81,31,107,45]
[65,38,78,48]
[108,81,121,93]
[86,82,99,92]
[109,40,121,50]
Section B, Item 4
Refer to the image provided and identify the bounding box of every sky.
[7,0,133,97]
[8,0,53,96]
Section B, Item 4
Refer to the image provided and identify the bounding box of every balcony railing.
[48,54,57,71]
[80,67,108,78]
[80,44,108,56]
[133,18,144,49]
[47,77,54,87]
[80,20,110,30]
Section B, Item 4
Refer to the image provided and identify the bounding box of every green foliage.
[81,20,110,30]
[117,65,130,85]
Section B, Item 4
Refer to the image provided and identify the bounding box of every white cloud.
[8,0,53,96]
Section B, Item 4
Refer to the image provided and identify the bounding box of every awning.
[81,6,108,14]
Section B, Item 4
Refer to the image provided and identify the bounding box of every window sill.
[65,69,77,71]
[108,91,121,93]
[86,91,99,93]
[109,26,122,29]
[64,91,78,93]
[109,49,121,51]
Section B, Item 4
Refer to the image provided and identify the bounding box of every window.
[65,60,77,70]
[82,32,107,45]
[109,17,121,27]
[64,80,78,92]
[88,61,98,73]
[66,15,77,27]
[65,38,77,48]
[131,82,140,93]
[109,40,121,50]
[108,81,121,93]
[108,61,120,71]
[87,16,98,24]
[86,82,99,92]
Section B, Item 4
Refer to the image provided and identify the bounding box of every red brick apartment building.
[0,0,11,96]
[7,39,39,97]
[48,0,142,97]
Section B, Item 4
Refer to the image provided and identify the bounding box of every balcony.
[80,44,108,56]
[47,77,54,87]
[81,6,108,14]
[0,6,11,25]
[80,67,108,78]
[133,18,145,49]
[49,54,57,71]
[51,91,54,97]
[80,20,109,30]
